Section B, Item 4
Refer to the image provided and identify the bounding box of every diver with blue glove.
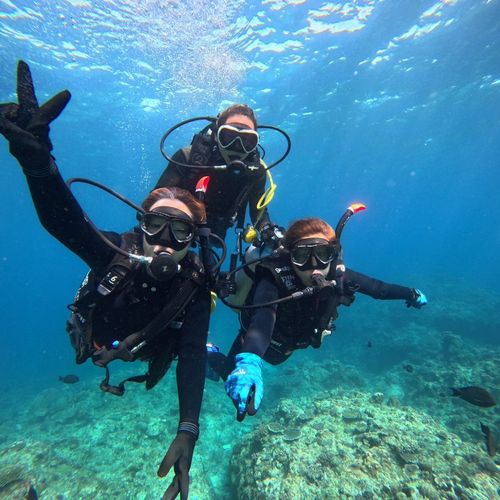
[225,353,264,421]
[209,209,427,421]
[406,289,427,308]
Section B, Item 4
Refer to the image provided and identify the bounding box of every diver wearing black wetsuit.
[0,60,211,498]
[217,263,418,377]
[28,171,210,417]
[155,105,272,240]
[155,147,269,239]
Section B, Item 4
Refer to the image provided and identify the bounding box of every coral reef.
[0,376,238,499]
[0,282,498,498]
[230,391,500,499]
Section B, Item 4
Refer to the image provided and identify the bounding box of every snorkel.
[335,203,366,241]
[333,203,366,295]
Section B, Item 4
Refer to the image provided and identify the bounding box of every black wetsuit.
[155,146,270,240]
[215,260,414,378]
[26,172,210,425]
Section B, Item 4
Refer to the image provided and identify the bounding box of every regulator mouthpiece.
[147,252,179,281]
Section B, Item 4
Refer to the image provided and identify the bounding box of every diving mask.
[140,207,195,250]
[290,238,338,270]
[217,124,259,154]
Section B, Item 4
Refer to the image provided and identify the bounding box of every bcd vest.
[183,136,265,228]
[241,255,355,353]
[65,231,205,394]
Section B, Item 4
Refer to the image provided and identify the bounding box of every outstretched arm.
[344,268,427,308]
[26,172,116,269]
[0,60,115,269]
[175,291,211,424]
[224,274,278,420]
[344,268,414,300]
[240,276,278,356]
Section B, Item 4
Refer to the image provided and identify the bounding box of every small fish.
[403,364,414,373]
[480,422,497,457]
[26,485,38,500]
[450,386,496,408]
[367,341,372,348]
[59,374,80,384]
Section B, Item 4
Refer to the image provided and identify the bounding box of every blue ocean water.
[0,1,499,498]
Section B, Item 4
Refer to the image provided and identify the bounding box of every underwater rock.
[282,428,301,442]
[274,399,302,423]
[311,421,325,431]
[342,410,363,423]
[0,463,26,491]
[387,395,401,408]
[230,391,500,499]
[369,392,384,405]
[313,397,337,416]
[441,331,465,360]
[266,422,284,434]
[296,409,315,423]
[146,418,163,438]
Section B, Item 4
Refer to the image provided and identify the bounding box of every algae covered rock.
[230,391,499,499]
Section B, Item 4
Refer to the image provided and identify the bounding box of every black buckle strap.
[99,366,149,397]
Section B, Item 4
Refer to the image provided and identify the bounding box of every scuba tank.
[224,223,284,308]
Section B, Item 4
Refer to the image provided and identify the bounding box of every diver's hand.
[0,60,71,175]
[157,426,198,500]
[225,352,263,421]
[406,288,428,309]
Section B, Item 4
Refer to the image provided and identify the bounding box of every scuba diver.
[0,61,212,500]
[155,103,289,244]
[208,209,428,421]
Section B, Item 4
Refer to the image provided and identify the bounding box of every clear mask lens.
[291,244,335,267]
[170,220,194,242]
[141,213,194,243]
[217,125,259,154]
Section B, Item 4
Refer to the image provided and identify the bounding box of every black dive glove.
[157,423,198,500]
[0,60,71,176]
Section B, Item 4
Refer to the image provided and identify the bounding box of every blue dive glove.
[406,288,427,309]
[225,352,263,421]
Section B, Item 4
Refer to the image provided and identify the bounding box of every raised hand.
[0,60,71,175]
